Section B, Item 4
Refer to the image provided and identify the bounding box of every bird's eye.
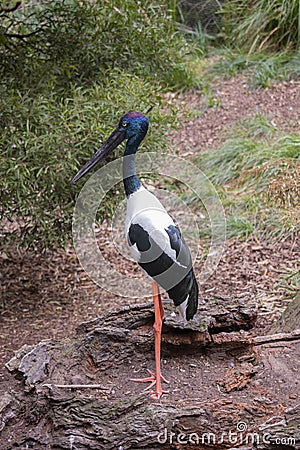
[121,121,128,127]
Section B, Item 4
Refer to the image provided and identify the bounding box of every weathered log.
[1,297,299,450]
[270,291,300,333]
[253,329,300,346]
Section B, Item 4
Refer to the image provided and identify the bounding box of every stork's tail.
[167,269,198,321]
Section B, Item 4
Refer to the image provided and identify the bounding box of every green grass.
[285,51,300,79]
[277,268,300,294]
[222,0,300,53]
[209,49,296,87]
[193,115,300,240]
[177,0,300,89]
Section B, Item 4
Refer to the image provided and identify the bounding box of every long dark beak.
[72,128,126,183]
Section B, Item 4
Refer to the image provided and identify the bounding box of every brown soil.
[170,76,300,153]
[1,75,299,412]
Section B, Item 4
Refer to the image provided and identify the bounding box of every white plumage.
[125,186,185,266]
[125,184,197,322]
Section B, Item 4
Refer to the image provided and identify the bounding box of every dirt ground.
[0,75,299,403]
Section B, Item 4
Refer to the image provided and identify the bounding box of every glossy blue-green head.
[72,111,149,183]
[118,111,149,154]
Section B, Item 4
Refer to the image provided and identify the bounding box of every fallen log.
[270,291,300,334]
[1,296,299,449]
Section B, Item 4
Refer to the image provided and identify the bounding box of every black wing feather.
[128,222,198,320]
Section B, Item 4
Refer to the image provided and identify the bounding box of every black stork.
[72,111,198,400]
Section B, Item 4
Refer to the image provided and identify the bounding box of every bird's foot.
[130,369,169,400]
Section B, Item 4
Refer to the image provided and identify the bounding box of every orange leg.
[130,282,169,400]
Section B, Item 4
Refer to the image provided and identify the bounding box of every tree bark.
[1,296,299,449]
[270,291,300,333]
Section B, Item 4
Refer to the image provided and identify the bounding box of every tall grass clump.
[195,116,300,240]
[0,0,195,249]
[222,0,300,53]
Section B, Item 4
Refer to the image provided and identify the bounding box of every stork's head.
[72,111,149,183]
[117,111,149,143]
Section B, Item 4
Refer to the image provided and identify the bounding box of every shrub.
[0,0,194,91]
[0,1,191,249]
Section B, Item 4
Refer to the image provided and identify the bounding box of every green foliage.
[225,216,255,239]
[169,0,300,58]
[0,73,177,249]
[0,0,194,92]
[250,55,289,88]
[1,0,195,250]
[286,50,300,79]
[210,50,293,87]
[222,0,300,53]
[172,0,223,49]
[194,116,300,240]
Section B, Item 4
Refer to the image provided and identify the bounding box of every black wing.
[128,222,198,320]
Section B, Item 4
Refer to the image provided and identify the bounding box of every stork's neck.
[123,140,141,197]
